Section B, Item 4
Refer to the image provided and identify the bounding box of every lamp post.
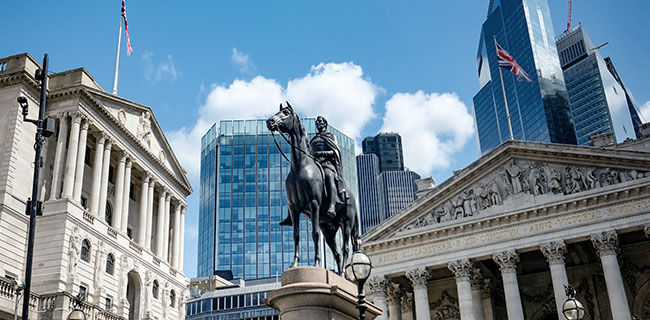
[67,292,86,320]
[345,250,373,320]
[562,284,585,320]
[12,280,24,320]
[19,53,56,320]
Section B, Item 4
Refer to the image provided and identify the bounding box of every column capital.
[482,278,492,299]
[470,268,484,289]
[400,291,413,313]
[385,282,401,304]
[448,259,473,281]
[71,111,84,123]
[118,151,128,163]
[104,138,114,149]
[406,267,430,289]
[142,173,151,185]
[81,119,90,130]
[493,250,519,274]
[93,132,107,144]
[366,276,389,298]
[591,230,619,257]
[540,241,567,265]
[644,225,650,238]
[125,158,133,169]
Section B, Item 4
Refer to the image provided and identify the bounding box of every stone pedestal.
[267,266,382,320]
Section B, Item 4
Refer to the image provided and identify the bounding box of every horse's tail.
[351,203,361,251]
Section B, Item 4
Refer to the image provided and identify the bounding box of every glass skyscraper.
[356,154,382,234]
[198,119,358,279]
[556,25,640,145]
[361,133,405,172]
[473,0,577,154]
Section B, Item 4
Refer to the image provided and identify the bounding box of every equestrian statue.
[266,102,360,275]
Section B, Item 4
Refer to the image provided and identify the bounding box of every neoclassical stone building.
[362,137,650,320]
[0,53,192,319]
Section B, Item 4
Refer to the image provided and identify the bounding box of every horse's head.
[266,101,297,133]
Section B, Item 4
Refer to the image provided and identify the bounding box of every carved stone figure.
[478,183,490,209]
[534,168,547,195]
[586,168,599,189]
[548,169,562,194]
[564,167,581,194]
[603,168,620,186]
[94,240,107,287]
[488,179,502,206]
[501,172,513,196]
[137,111,152,147]
[521,170,531,194]
[452,196,464,220]
[505,161,523,194]
[434,206,450,223]
[68,227,81,276]
[467,189,478,216]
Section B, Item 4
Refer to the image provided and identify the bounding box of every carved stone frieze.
[406,267,430,289]
[397,158,649,234]
[591,230,619,257]
[430,291,460,320]
[540,241,567,265]
[448,259,473,281]
[493,250,519,274]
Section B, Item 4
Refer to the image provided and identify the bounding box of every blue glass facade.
[356,154,382,234]
[198,119,358,279]
[473,0,577,154]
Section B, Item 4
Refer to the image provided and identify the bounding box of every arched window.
[105,253,115,275]
[152,280,159,299]
[105,202,112,225]
[170,290,176,308]
[80,239,91,262]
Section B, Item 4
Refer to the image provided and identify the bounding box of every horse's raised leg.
[289,206,300,268]
[310,199,321,266]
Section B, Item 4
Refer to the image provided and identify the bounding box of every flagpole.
[494,35,514,141]
[112,13,123,95]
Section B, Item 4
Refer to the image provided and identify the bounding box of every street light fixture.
[67,292,87,320]
[11,280,24,320]
[345,250,373,320]
[562,284,585,320]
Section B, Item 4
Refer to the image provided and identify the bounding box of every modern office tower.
[604,57,644,139]
[198,119,358,279]
[473,0,577,154]
[377,170,421,219]
[556,25,639,145]
[356,154,383,234]
[362,133,404,172]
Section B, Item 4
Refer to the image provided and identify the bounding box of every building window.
[105,253,115,275]
[170,290,176,308]
[79,285,87,300]
[105,202,112,225]
[152,280,159,299]
[105,296,112,310]
[80,239,91,262]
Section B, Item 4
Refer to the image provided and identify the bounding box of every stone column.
[145,180,155,250]
[400,292,414,320]
[540,241,569,320]
[89,133,106,214]
[386,282,402,320]
[120,158,133,234]
[591,231,632,320]
[448,259,476,320]
[72,120,89,202]
[172,202,182,268]
[367,276,389,320]
[481,280,494,320]
[163,193,171,262]
[137,173,150,245]
[112,152,127,229]
[179,206,186,271]
[493,250,524,320]
[470,269,486,320]
[405,268,430,320]
[97,139,113,218]
[62,113,82,199]
[155,189,167,257]
[49,114,69,200]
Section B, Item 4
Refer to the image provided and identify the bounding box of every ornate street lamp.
[562,284,585,320]
[67,292,87,320]
[12,280,24,320]
[345,250,373,320]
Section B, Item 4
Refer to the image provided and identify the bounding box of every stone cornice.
[47,87,192,196]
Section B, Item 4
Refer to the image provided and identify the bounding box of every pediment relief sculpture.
[397,159,649,234]
[137,111,152,148]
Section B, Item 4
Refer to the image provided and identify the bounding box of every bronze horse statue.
[266,102,360,275]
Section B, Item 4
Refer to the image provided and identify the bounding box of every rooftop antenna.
[566,0,572,32]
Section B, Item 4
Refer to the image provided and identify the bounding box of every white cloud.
[231,48,256,74]
[142,52,179,84]
[640,100,650,123]
[380,91,474,175]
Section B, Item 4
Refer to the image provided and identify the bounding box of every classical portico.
[362,141,650,319]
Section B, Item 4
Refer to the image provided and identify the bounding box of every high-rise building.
[556,25,640,145]
[198,119,358,279]
[604,57,644,139]
[377,170,421,220]
[473,0,577,154]
[356,154,383,234]
[362,133,404,173]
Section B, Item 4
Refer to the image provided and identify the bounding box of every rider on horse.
[280,115,346,226]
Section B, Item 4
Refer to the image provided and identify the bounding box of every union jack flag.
[122,0,133,55]
[496,41,532,82]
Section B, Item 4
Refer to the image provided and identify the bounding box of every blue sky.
[4,1,649,277]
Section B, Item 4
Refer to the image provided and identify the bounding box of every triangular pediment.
[363,141,650,243]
